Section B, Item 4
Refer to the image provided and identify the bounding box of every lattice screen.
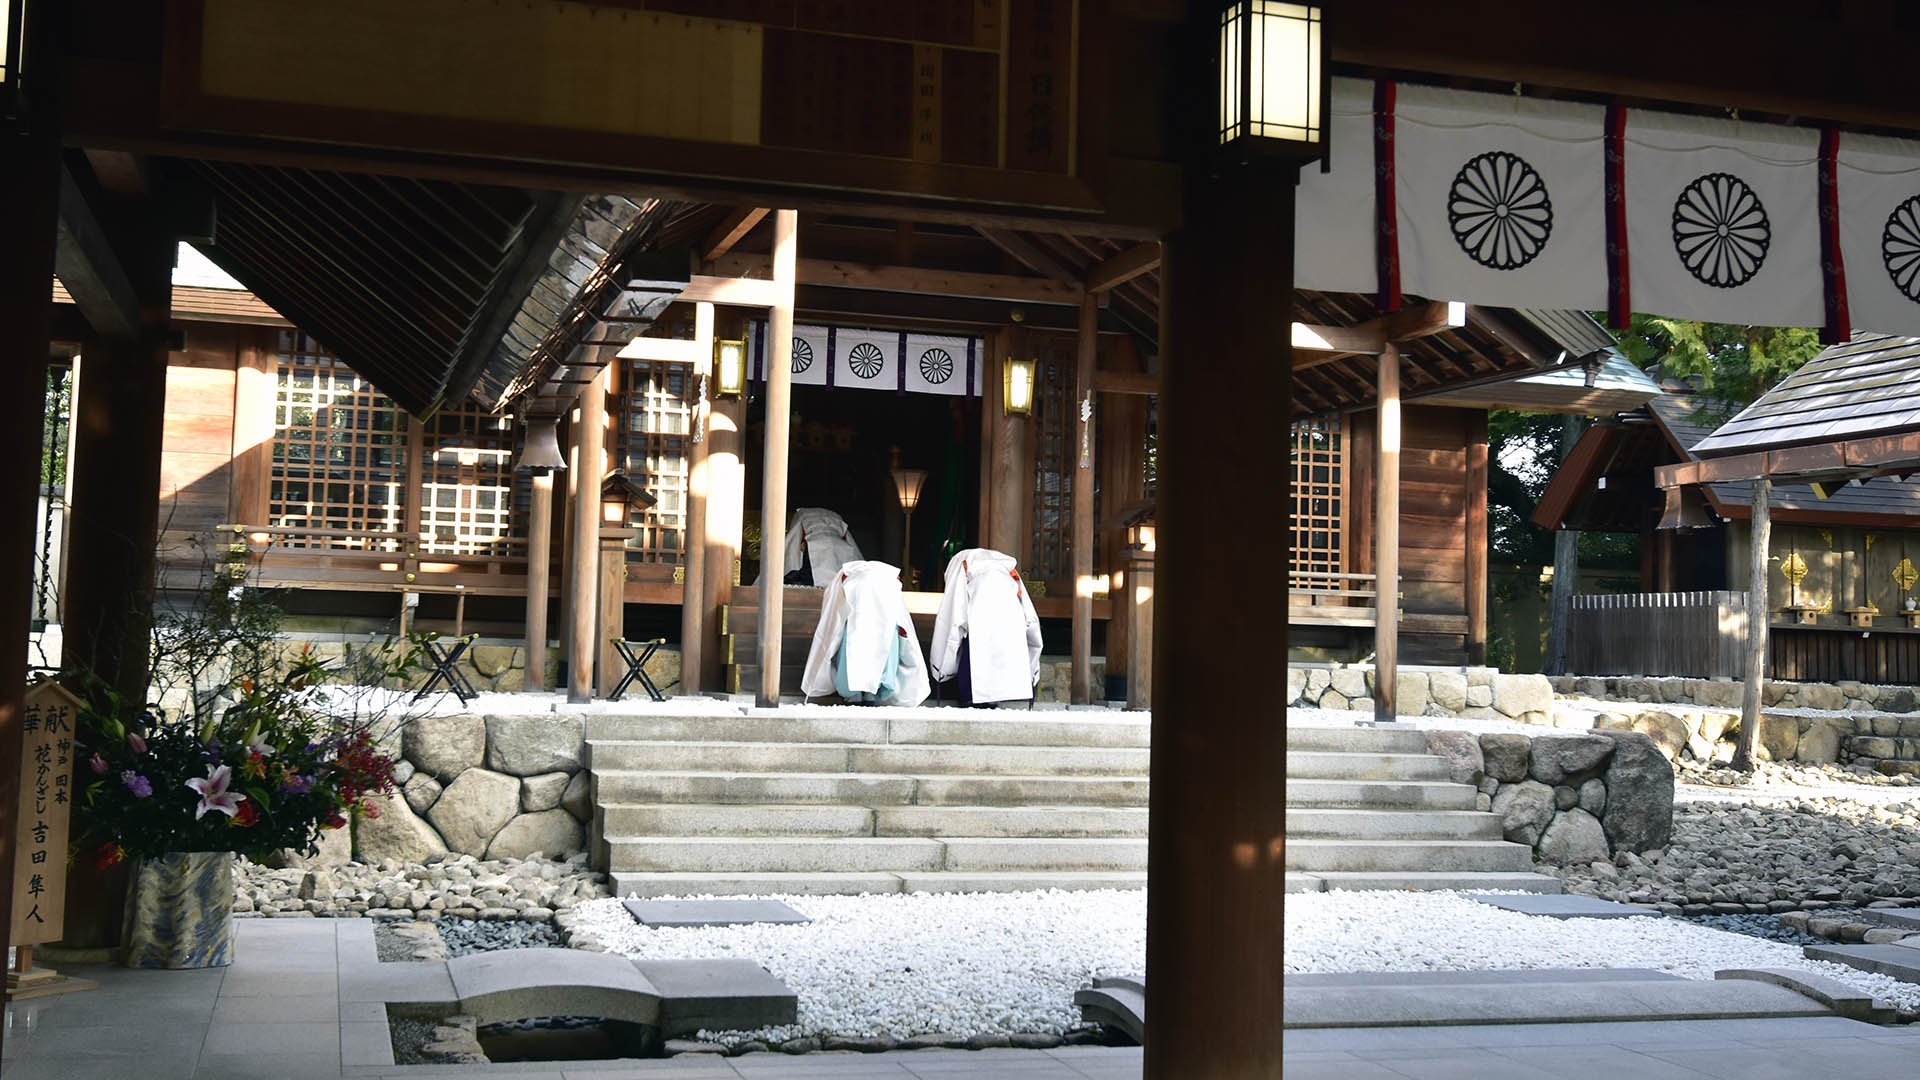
[269,333,406,548]
[618,356,694,564]
[419,409,520,556]
[1290,417,1345,584]
[1029,347,1074,582]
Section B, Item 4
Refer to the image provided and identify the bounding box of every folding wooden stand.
[6,945,98,1002]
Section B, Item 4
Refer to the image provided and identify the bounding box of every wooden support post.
[678,302,715,695]
[525,470,555,690]
[1374,343,1401,723]
[1071,292,1097,705]
[1734,478,1772,771]
[567,364,608,703]
[986,326,1033,557]
[703,339,748,693]
[1465,411,1489,666]
[228,330,275,526]
[1546,415,1582,675]
[596,531,628,698]
[0,129,60,1057]
[1126,542,1154,711]
[756,210,798,707]
[1147,163,1284,1079]
[560,413,579,676]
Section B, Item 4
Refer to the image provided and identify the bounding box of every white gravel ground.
[566,889,1146,1042]
[1285,889,1920,1012]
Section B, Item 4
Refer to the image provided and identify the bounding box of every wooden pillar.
[986,326,1033,557]
[228,329,276,526]
[1464,411,1489,665]
[678,302,715,695]
[524,469,555,691]
[756,210,798,707]
[1126,541,1154,711]
[560,413,579,676]
[1374,343,1401,723]
[63,224,173,708]
[1734,478,1772,771]
[597,530,629,697]
[703,387,747,692]
[0,130,60,1058]
[1071,294,1097,704]
[1100,338,1148,692]
[568,363,608,703]
[1147,162,1285,1079]
[1545,415,1582,674]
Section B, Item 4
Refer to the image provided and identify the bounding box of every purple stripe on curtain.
[897,331,909,395]
[825,327,837,389]
[752,321,764,383]
[965,337,977,399]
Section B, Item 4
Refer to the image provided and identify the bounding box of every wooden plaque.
[10,681,81,945]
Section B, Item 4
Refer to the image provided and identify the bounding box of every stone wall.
[1423,729,1674,864]
[1551,674,1920,715]
[1288,665,1555,724]
[354,715,591,864]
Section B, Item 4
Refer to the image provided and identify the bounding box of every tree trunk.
[1733,477,1771,771]
[1545,415,1583,675]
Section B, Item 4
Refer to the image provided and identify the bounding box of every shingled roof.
[1691,332,1920,455]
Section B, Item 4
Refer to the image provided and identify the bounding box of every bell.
[515,415,568,473]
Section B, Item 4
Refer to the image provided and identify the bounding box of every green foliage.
[1486,410,1637,569]
[1610,315,1825,415]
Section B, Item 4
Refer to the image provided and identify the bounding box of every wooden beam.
[679,274,784,308]
[1292,321,1384,358]
[1375,343,1401,722]
[698,207,768,262]
[1072,293,1098,705]
[614,336,703,363]
[708,253,1084,305]
[1093,370,1158,395]
[54,165,142,341]
[976,226,1082,285]
[1380,300,1468,342]
[1086,241,1162,293]
[677,302,715,695]
[757,211,799,708]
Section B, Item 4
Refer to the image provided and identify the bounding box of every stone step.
[606,835,1149,874]
[588,740,1151,776]
[583,712,1152,748]
[1285,975,1834,1028]
[1284,751,1449,781]
[1803,942,1920,983]
[1283,808,1502,841]
[1292,870,1562,893]
[608,870,1146,898]
[1283,726,1433,754]
[1284,838,1536,873]
[592,770,1150,807]
[1283,779,1476,810]
[598,803,1149,839]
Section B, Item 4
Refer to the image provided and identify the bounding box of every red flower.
[229,798,260,828]
[360,799,381,820]
[323,813,347,830]
[241,752,268,781]
[94,842,124,869]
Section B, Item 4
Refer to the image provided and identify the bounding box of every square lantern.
[1218,2,1327,163]
[600,470,657,525]
[714,338,747,397]
[1003,356,1036,416]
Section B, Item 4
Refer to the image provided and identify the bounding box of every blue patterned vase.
[120,851,235,968]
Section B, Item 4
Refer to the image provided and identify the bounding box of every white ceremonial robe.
[767,507,863,587]
[929,548,1043,705]
[800,560,930,706]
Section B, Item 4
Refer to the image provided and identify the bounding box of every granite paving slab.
[622,898,811,927]
[1469,893,1663,919]
[1287,969,1684,987]
[1286,978,1835,1028]
[632,958,798,1036]
[1803,942,1920,981]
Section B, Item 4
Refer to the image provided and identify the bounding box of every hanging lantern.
[1003,356,1036,416]
[514,416,568,473]
[1217,1,1327,164]
[715,338,747,397]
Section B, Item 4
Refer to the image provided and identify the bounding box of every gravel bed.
[1675,911,1849,946]
[234,852,610,920]
[1284,889,1920,1014]
[387,1016,443,1065]
[437,915,561,956]
[564,889,1145,1045]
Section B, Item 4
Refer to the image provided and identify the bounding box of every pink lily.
[128,731,147,755]
[185,764,242,820]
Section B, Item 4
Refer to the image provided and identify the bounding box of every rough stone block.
[1479,734,1532,782]
[521,771,571,813]
[1491,674,1553,719]
[485,714,586,776]
[471,645,515,677]
[1658,678,1686,702]
[1320,690,1349,711]
[1797,718,1851,764]
[1885,687,1920,714]
[1425,729,1484,785]
[1850,736,1899,759]
[1538,808,1611,864]
[1628,712,1690,761]
[1755,713,1800,763]
[1618,678,1656,702]
[1287,668,1306,705]
[1528,734,1615,785]
[1874,715,1902,738]
[404,714,488,782]
[1590,730,1674,853]
[1696,680,1744,709]
[485,808,585,860]
[1465,685,1494,708]
[354,792,448,864]
[1577,778,1607,816]
[1395,671,1430,716]
[1329,668,1367,701]
[1490,780,1555,845]
[429,767,521,857]
[1804,684,1847,711]
[561,770,591,821]
[403,774,443,816]
[1306,669,1331,694]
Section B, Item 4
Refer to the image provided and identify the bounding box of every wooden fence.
[1567,591,1748,679]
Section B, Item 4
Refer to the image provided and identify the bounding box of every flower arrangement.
[72,648,399,867]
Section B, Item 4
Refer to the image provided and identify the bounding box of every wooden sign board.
[10,680,80,945]
[161,0,1100,214]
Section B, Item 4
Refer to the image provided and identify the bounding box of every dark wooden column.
[1071,293,1097,704]
[524,466,555,691]
[1465,410,1489,665]
[1148,164,1287,1078]
[567,363,608,703]
[0,130,60,1060]
[63,221,173,707]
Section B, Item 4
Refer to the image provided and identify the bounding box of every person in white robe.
[800,560,930,706]
[929,548,1043,705]
[764,507,863,587]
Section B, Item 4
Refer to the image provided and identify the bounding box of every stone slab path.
[1469,894,1662,920]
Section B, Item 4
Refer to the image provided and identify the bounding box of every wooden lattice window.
[419,409,520,556]
[618,356,693,564]
[269,333,406,548]
[1030,347,1074,582]
[1290,417,1345,585]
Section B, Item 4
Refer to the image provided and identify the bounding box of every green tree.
[1610,315,1825,415]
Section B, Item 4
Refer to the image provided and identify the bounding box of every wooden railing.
[1567,591,1749,679]
[168,524,541,598]
[1289,571,1382,627]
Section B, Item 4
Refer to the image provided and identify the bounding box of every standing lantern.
[1218,1,1328,165]
[889,448,927,588]
[600,470,655,526]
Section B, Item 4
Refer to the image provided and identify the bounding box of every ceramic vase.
[121,851,235,969]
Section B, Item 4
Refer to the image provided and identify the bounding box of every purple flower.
[120,771,152,798]
[279,773,314,796]
[88,754,109,776]
[201,737,223,764]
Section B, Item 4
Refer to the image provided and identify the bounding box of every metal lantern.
[891,459,928,587]
[715,338,747,397]
[514,415,568,473]
[1218,1,1327,163]
[600,470,656,526]
[1003,356,1036,416]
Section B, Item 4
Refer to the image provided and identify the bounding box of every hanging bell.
[515,415,568,473]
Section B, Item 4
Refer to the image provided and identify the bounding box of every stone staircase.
[1286,725,1561,893]
[585,710,1150,897]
